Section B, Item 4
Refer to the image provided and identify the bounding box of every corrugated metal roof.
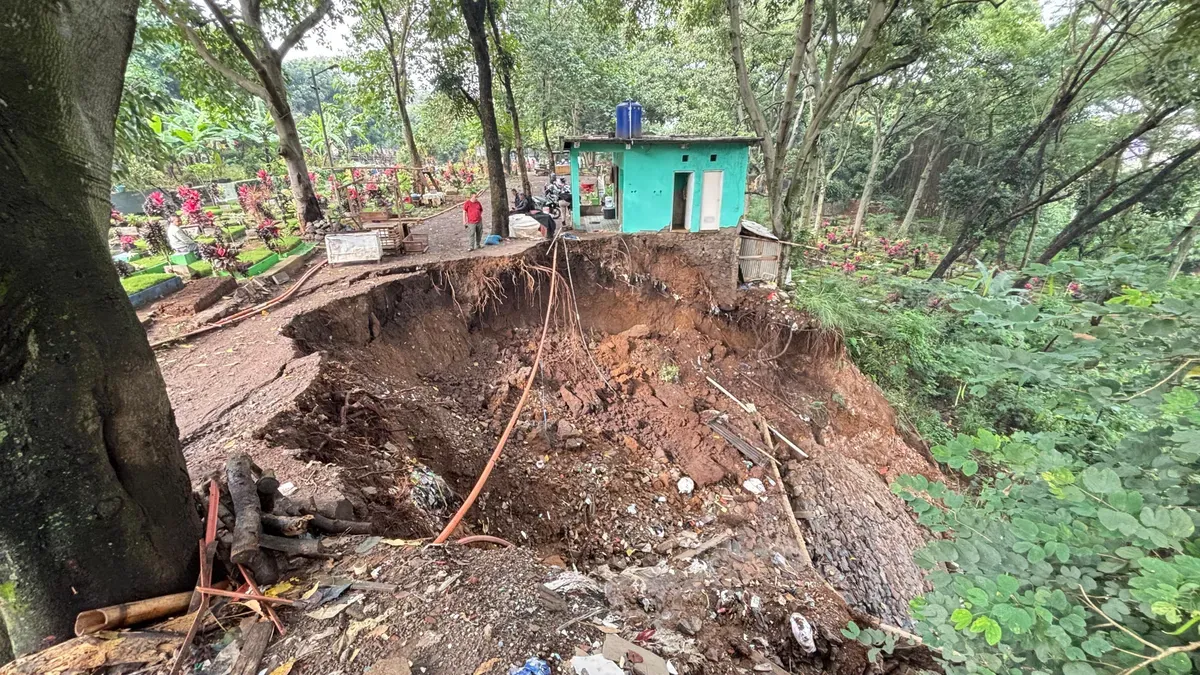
[738,220,778,240]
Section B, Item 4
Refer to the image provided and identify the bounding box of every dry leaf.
[264,580,294,597]
[473,657,502,675]
[301,582,320,600]
[380,538,424,547]
[269,659,296,675]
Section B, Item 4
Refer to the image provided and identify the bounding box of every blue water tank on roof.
[616,100,644,139]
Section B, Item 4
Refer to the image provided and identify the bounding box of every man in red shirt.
[463,190,484,250]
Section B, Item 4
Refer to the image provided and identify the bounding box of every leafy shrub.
[121,273,176,295]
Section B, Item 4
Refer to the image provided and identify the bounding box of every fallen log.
[306,513,373,535]
[227,454,263,565]
[74,591,193,636]
[260,534,326,558]
[256,473,280,513]
[261,513,313,537]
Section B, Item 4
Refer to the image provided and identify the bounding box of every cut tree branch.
[151,0,268,99]
[278,0,334,59]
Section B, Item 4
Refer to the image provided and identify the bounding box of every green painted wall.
[570,140,751,233]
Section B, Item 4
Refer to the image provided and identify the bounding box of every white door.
[700,171,723,231]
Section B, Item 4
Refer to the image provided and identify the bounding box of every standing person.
[463,190,485,250]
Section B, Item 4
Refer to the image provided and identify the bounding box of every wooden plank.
[230,621,274,675]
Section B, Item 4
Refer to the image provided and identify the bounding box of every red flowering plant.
[345,186,364,211]
[256,218,284,252]
[364,181,390,211]
[119,234,137,252]
[237,182,275,225]
[142,191,168,217]
[198,231,249,277]
[109,207,125,228]
[256,168,275,191]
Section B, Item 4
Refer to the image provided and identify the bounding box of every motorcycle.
[530,195,561,219]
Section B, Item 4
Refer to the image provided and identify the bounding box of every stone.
[556,419,581,438]
[601,634,670,675]
[620,324,653,339]
[678,617,702,636]
[564,438,585,450]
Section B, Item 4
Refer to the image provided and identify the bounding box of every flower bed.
[122,273,183,308]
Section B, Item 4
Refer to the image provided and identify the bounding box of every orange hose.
[433,241,560,544]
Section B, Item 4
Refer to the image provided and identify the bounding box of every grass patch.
[195,235,216,245]
[791,275,869,333]
[134,239,149,250]
[276,235,302,253]
[237,247,274,264]
[223,225,247,239]
[121,273,176,295]
[131,254,167,269]
[188,260,213,277]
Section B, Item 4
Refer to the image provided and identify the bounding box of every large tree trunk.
[266,92,323,227]
[461,0,509,236]
[378,2,422,169]
[851,119,884,241]
[487,1,532,199]
[0,0,200,659]
[898,144,937,236]
[1167,210,1200,281]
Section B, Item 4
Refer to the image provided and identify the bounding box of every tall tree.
[487,0,533,199]
[373,0,424,171]
[0,0,200,660]
[153,0,333,228]
[460,0,510,236]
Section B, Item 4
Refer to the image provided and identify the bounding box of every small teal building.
[563,136,758,234]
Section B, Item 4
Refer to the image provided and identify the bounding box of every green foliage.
[130,254,168,270]
[658,363,680,384]
[275,236,302,253]
[121,273,177,295]
[187,260,213,277]
[236,247,275,265]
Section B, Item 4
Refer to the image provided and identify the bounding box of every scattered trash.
[305,593,362,620]
[544,571,604,596]
[571,654,623,675]
[508,657,551,675]
[627,504,638,515]
[474,657,503,674]
[277,482,298,497]
[790,613,816,654]
[410,463,455,514]
[742,478,766,495]
[355,536,383,554]
[602,634,671,675]
[676,477,695,495]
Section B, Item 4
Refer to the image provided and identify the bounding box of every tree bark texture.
[898,140,938,236]
[851,112,886,241]
[460,0,510,236]
[487,0,532,199]
[1167,210,1200,281]
[0,0,201,658]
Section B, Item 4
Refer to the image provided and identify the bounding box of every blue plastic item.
[615,99,644,139]
[484,234,503,246]
[616,100,631,139]
[508,658,550,675]
[629,100,643,138]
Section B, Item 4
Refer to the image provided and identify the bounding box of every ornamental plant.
[256,218,283,252]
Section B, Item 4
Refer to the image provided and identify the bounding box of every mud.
[163,233,939,673]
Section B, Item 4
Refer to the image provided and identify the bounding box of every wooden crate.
[402,232,430,254]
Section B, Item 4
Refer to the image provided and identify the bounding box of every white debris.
[676,477,695,495]
[790,613,816,654]
[570,654,623,675]
[742,478,766,495]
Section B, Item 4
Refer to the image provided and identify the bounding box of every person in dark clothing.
[510,188,529,214]
[531,208,556,240]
